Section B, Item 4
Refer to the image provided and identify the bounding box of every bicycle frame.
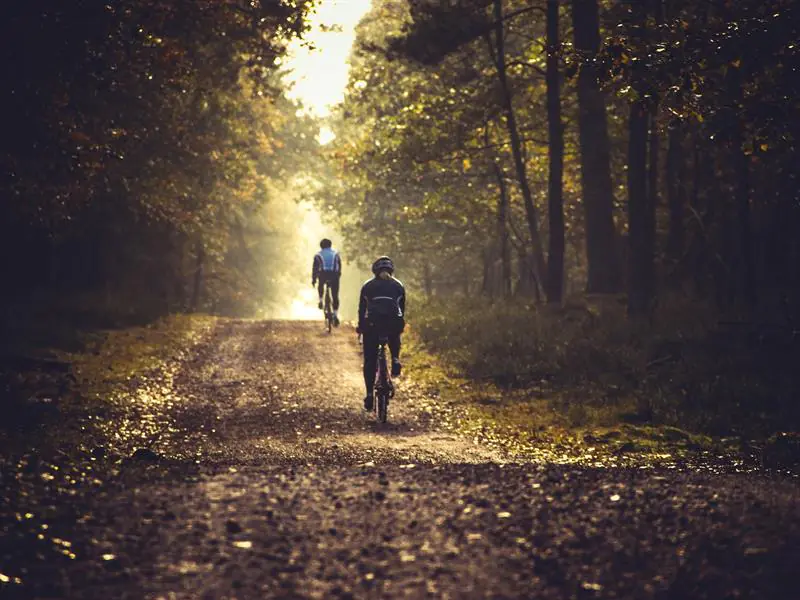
[373,336,394,423]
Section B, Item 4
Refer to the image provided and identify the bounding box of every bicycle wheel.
[377,391,388,423]
[375,345,389,423]
[324,286,332,333]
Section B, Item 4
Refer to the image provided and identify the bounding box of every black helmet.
[320,238,332,249]
[372,256,394,275]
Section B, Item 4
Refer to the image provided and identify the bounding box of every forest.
[2,0,799,438]
[315,0,800,438]
[1,0,321,325]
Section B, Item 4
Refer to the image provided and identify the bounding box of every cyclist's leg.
[330,274,340,325]
[330,274,341,311]
[388,332,402,376]
[388,331,401,360]
[317,276,325,309]
[362,331,378,396]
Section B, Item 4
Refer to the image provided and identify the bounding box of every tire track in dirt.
[178,319,504,466]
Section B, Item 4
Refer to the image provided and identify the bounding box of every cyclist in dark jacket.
[356,256,405,411]
[312,238,342,326]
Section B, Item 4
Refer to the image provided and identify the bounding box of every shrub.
[410,296,800,437]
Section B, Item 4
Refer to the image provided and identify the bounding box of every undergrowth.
[409,296,800,439]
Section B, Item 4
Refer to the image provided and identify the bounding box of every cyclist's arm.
[358,288,367,330]
[334,252,342,274]
[311,255,320,284]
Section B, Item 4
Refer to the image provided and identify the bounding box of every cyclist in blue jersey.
[312,238,342,326]
[356,256,405,411]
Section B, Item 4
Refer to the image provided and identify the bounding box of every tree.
[485,0,547,297]
[571,0,622,293]
[0,0,316,317]
[624,0,654,316]
[545,0,565,304]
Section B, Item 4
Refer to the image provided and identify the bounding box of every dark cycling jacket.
[312,248,341,282]
[358,276,405,331]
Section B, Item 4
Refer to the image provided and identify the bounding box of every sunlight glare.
[289,287,324,320]
[284,0,373,117]
[318,125,336,145]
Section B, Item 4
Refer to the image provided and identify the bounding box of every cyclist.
[356,256,405,411]
[312,238,342,326]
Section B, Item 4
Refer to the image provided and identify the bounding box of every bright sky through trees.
[279,1,372,318]
[284,0,373,142]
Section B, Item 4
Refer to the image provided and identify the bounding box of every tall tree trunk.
[190,237,205,312]
[665,122,685,264]
[487,121,512,299]
[686,134,717,298]
[627,106,651,316]
[727,62,756,310]
[647,106,659,261]
[646,0,663,291]
[516,247,532,297]
[572,0,622,293]
[545,0,565,305]
[492,161,513,298]
[488,0,547,298]
[423,261,433,298]
[482,247,492,297]
[626,1,654,317]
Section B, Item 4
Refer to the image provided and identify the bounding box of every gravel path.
[3,320,799,599]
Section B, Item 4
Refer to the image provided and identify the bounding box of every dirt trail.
[3,319,800,599]
[173,319,503,466]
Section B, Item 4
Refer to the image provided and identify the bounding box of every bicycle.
[322,282,334,334]
[372,335,394,423]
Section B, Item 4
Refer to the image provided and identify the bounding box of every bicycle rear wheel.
[376,391,388,423]
[375,345,389,423]
[324,286,332,333]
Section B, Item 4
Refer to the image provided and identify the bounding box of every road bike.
[322,282,334,334]
[373,335,394,423]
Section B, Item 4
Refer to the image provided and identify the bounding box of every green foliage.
[0,0,318,317]
[313,0,575,292]
[315,0,800,311]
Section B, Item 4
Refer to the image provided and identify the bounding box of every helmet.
[320,238,332,249]
[371,256,394,275]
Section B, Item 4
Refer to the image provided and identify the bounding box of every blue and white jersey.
[312,248,342,279]
[317,248,340,271]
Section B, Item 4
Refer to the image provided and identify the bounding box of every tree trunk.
[516,248,533,297]
[190,237,205,312]
[482,247,492,297]
[627,105,651,316]
[727,63,756,310]
[626,1,654,317]
[686,134,717,298]
[488,0,547,298]
[647,0,663,291]
[491,160,512,298]
[423,261,434,297]
[572,0,622,293]
[647,104,659,256]
[545,0,565,305]
[665,122,685,264]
